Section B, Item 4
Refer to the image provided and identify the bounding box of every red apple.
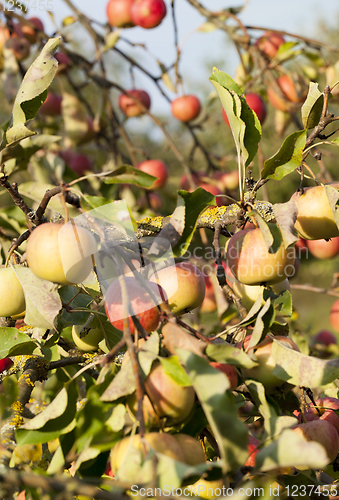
[226,224,296,285]
[68,153,92,176]
[297,397,339,437]
[118,89,151,117]
[245,434,260,467]
[209,362,238,390]
[149,262,206,315]
[295,237,308,257]
[306,237,339,259]
[21,17,44,43]
[222,93,267,126]
[212,170,239,191]
[105,460,115,477]
[55,52,72,74]
[106,0,135,28]
[256,31,285,59]
[180,171,202,190]
[171,95,201,122]
[314,330,337,347]
[267,75,301,112]
[39,93,62,117]
[0,358,13,373]
[330,300,339,333]
[104,276,167,334]
[137,159,169,189]
[199,182,224,206]
[4,37,30,61]
[293,419,339,463]
[130,0,167,29]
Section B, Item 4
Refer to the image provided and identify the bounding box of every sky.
[32,0,339,112]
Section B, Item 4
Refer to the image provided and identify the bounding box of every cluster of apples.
[0,17,44,67]
[106,0,167,30]
[180,169,239,207]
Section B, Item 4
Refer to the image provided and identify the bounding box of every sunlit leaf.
[262,130,307,180]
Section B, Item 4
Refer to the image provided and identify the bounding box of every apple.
[241,335,300,393]
[55,52,72,74]
[0,358,13,373]
[68,153,92,176]
[172,434,205,466]
[137,159,169,189]
[330,300,339,332]
[26,222,97,285]
[180,171,201,190]
[106,0,135,28]
[39,93,62,117]
[212,170,239,191]
[306,237,339,259]
[143,359,195,424]
[4,37,30,62]
[256,31,285,58]
[267,75,301,112]
[245,434,260,467]
[222,93,267,126]
[293,419,339,464]
[209,362,238,390]
[130,0,167,29]
[110,433,186,475]
[0,266,26,318]
[291,183,339,240]
[226,224,296,285]
[200,275,217,314]
[72,325,104,351]
[104,276,167,334]
[230,278,290,311]
[190,478,224,499]
[297,397,339,437]
[199,182,224,206]
[105,460,114,478]
[171,95,201,122]
[21,17,44,43]
[149,262,206,315]
[295,237,308,256]
[118,89,151,117]
[313,330,337,347]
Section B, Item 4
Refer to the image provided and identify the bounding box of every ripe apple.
[137,159,169,189]
[171,95,201,122]
[267,75,301,112]
[314,330,337,347]
[209,362,238,390]
[172,434,205,465]
[256,31,285,58]
[4,37,30,61]
[226,224,296,285]
[72,324,104,351]
[55,52,72,74]
[0,358,13,373]
[180,171,201,190]
[149,262,206,315]
[106,0,135,28]
[143,360,195,424]
[68,153,92,176]
[110,433,186,475]
[330,300,339,332]
[297,397,339,437]
[231,277,290,311]
[293,419,339,464]
[26,222,97,285]
[0,266,26,318]
[291,183,339,240]
[130,0,167,29]
[222,93,267,126]
[118,89,151,117]
[104,276,167,334]
[105,460,114,478]
[21,17,44,43]
[39,93,62,117]
[212,170,239,191]
[199,182,224,206]
[245,434,260,467]
[241,335,300,393]
[306,237,339,259]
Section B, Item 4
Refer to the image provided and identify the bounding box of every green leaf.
[57,286,93,329]
[2,134,61,161]
[301,82,324,130]
[16,381,77,445]
[0,328,36,358]
[6,38,60,147]
[256,428,330,471]
[159,356,192,386]
[248,298,274,350]
[13,267,62,329]
[262,130,307,180]
[271,337,339,388]
[272,199,299,248]
[205,343,258,369]
[209,69,261,193]
[172,188,215,257]
[177,349,248,473]
[103,165,157,188]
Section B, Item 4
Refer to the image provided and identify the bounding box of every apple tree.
[2,2,339,500]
